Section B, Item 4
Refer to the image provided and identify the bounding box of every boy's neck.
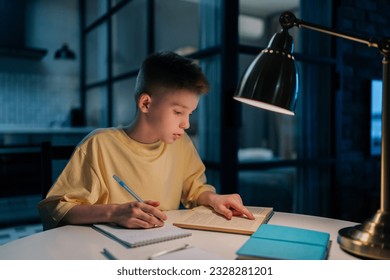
[124,120,160,144]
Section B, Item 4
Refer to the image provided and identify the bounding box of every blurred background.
[0,0,387,243]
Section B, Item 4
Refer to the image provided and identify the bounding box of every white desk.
[0,210,359,260]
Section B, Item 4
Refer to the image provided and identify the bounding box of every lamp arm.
[279,11,390,55]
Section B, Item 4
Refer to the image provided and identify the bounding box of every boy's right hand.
[112,200,167,229]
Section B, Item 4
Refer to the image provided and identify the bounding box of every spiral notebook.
[93,223,192,248]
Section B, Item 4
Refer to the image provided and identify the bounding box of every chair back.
[40,142,75,199]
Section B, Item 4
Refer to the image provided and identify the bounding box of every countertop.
[0,126,96,134]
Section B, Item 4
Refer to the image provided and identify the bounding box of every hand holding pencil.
[112,175,167,228]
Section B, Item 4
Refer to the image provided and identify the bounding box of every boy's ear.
[138,93,152,112]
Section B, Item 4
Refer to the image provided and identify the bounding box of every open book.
[173,206,273,235]
[93,223,192,248]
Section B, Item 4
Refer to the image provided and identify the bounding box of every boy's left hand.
[200,192,255,220]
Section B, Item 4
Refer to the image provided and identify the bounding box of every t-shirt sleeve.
[37,146,108,230]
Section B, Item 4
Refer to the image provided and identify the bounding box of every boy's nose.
[180,118,190,130]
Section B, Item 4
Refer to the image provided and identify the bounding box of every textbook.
[236,224,331,260]
[173,206,274,235]
[93,223,192,248]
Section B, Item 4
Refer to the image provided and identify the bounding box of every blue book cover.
[236,224,330,260]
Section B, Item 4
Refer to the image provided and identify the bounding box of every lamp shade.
[234,29,299,115]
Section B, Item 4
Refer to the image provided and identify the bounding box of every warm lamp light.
[235,11,390,259]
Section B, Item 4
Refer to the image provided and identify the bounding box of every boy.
[38,51,254,230]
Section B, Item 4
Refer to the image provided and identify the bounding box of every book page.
[246,206,274,216]
[173,206,273,235]
[192,205,272,217]
[178,211,260,229]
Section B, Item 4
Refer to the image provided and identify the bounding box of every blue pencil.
[113,174,144,202]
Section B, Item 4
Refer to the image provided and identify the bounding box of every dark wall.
[334,0,389,222]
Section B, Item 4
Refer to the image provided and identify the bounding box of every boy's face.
[142,89,200,144]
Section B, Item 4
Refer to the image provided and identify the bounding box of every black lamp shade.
[234,30,299,115]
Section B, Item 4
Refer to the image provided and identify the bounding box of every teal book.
[236,224,330,260]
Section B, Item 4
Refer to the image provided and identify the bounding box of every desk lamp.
[234,11,390,259]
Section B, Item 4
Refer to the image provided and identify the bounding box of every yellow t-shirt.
[38,127,215,230]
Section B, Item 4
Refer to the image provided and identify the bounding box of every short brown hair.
[134,51,210,104]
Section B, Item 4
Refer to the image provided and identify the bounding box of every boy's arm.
[197,191,255,220]
[61,200,167,229]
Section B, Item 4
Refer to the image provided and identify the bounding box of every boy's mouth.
[173,133,182,139]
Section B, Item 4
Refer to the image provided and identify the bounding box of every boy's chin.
[163,139,175,144]
[161,137,178,144]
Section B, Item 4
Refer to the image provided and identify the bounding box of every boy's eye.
[174,110,183,115]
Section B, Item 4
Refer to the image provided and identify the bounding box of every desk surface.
[0,210,359,260]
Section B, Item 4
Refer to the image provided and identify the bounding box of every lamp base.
[337,210,390,259]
